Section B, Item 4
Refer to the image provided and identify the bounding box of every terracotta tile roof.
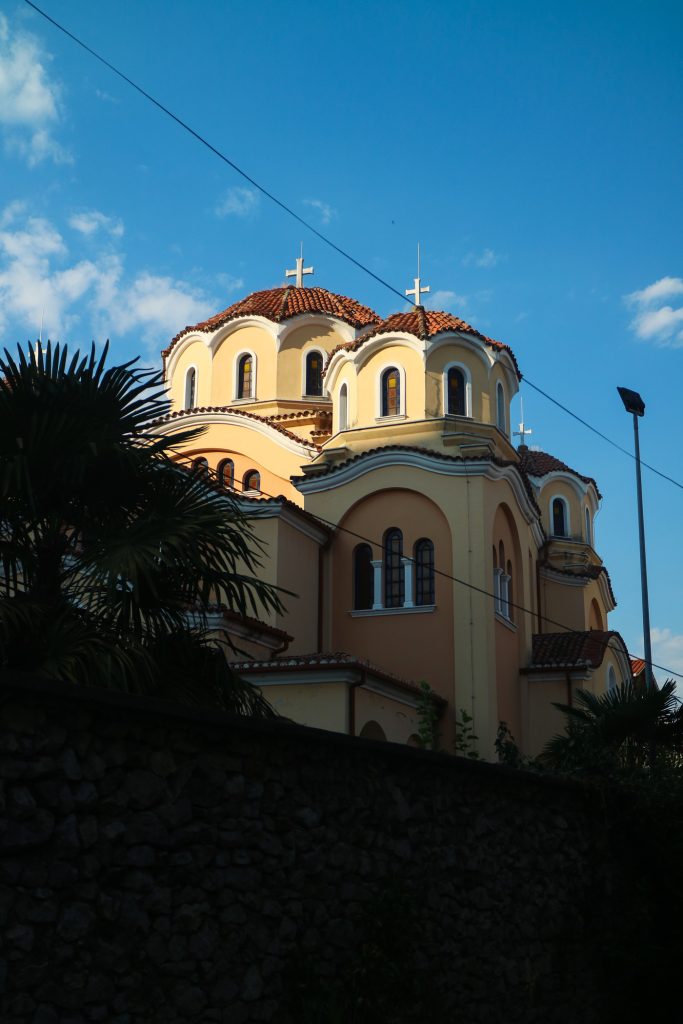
[538,561,616,606]
[163,286,380,357]
[207,605,293,643]
[325,307,520,379]
[527,630,627,671]
[232,652,447,705]
[518,448,601,498]
[630,657,646,677]
[153,404,321,450]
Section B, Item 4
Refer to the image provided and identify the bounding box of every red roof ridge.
[162,285,380,360]
[528,629,628,671]
[154,404,321,450]
[324,307,521,379]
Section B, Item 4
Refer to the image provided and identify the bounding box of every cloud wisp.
[425,289,469,312]
[303,199,336,226]
[650,627,683,678]
[69,211,124,238]
[215,187,259,218]
[625,276,683,347]
[462,248,500,269]
[0,13,71,166]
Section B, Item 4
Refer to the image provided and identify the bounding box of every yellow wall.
[169,338,212,410]
[257,681,348,732]
[354,688,422,744]
[425,343,491,421]
[211,324,277,405]
[277,322,341,400]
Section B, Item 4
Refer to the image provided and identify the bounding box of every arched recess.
[303,348,325,397]
[184,366,197,410]
[338,382,349,431]
[492,502,525,744]
[359,720,387,741]
[443,362,472,417]
[589,598,604,631]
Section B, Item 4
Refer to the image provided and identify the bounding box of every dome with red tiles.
[163,286,379,356]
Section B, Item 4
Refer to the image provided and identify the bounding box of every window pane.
[353,544,373,610]
[382,368,400,417]
[447,368,465,416]
[384,529,404,607]
[238,355,252,398]
[415,539,435,605]
[306,352,323,396]
[553,499,566,536]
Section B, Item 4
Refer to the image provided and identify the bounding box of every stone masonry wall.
[0,674,614,1023]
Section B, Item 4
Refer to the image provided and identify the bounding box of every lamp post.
[617,386,653,689]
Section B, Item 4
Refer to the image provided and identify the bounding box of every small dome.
[326,306,521,378]
[164,286,379,355]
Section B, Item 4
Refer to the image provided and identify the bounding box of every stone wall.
[0,673,614,1023]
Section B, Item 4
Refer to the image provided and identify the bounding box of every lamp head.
[617,386,645,417]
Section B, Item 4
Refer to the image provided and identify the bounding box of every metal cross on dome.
[405,242,430,307]
[514,399,533,447]
[285,244,314,288]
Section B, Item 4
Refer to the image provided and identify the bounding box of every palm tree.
[0,340,282,714]
[540,679,683,774]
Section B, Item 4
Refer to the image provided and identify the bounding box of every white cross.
[405,242,430,307]
[285,244,314,288]
[514,398,533,447]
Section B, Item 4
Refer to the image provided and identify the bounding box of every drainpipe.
[348,666,366,737]
[536,541,547,635]
[565,670,573,708]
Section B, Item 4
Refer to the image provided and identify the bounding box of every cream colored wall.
[538,479,584,540]
[489,364,514,435]
[355,344,425,423]
[211,325,277,405]
[333,364,357,434]
[354,688,422,744]
[276,323,341,400]
[539,575,586,633]
[273,518,321,653]
[425,344,490,420]
[168,338,212,411]
[527,677,571,756]
[256,682,348,732]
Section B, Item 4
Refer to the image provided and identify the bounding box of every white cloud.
[625,276,683,346]
[303,198,336,225]
[426,289,468,312]
[69,211,124,238]
[0,13,71,166]
[462,248,500,269]
[215,187,259,218]
[650,628,683,679]
[0,203,214,351]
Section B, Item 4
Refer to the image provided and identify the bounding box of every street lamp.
[617,386,653,689]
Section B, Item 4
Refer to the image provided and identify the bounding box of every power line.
[523,378,683,492]
[22,0,408,307]
[194,463,683,682]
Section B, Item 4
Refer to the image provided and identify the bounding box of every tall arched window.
[506,559,514,622]
[585,507,592,546]
[305,351,323,396]
[339,383,348,431]
[217,458,234,489]
[243,469,260,493]
[381,367,401,417]
[184,368,196,410]
[447,367,466,416]
[607,665,618,694]
[237,354,253,399]
[383,528,404,608]
[496,381,506,433]
[414,539,435,606]
[353,543,374,610]
[552,498,568,538]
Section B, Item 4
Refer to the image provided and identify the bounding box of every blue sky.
[1,0,682,678]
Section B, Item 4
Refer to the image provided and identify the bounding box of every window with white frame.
[304,350,323,397]
[445,364,470,417]
[380,367,402,417]
[339,383,348,431]
[585,506,592,546]
[236,353,254,399]
[184,367,196,410]
[551,497,569,538]
[496,380,506,433]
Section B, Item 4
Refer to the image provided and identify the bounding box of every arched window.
[552,498,568,538]
[381,367,401,417]
[447,367,466,416]
[506,559,514,622]
[192,456,209,475]
[496,381,506,433]
[493,545,502,614]
[217,458,234,489]
[359,720,387,741]
[585,507,592,546]
[243,469,260,493]
[237,353,253,399]
[607,665,618,694]
[305,351,323,396]
[383,528,404,608]
[339,383,348,431]
[184,367,196,410]
[414,539,435,606]
[353,543,374,610]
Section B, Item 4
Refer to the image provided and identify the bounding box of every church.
[157,254,631,757]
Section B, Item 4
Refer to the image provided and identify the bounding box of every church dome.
[337,307,521,378]
[165,286,379,353]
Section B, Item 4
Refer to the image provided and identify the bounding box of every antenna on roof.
[405,242,430,308]
[514,398,533,451]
